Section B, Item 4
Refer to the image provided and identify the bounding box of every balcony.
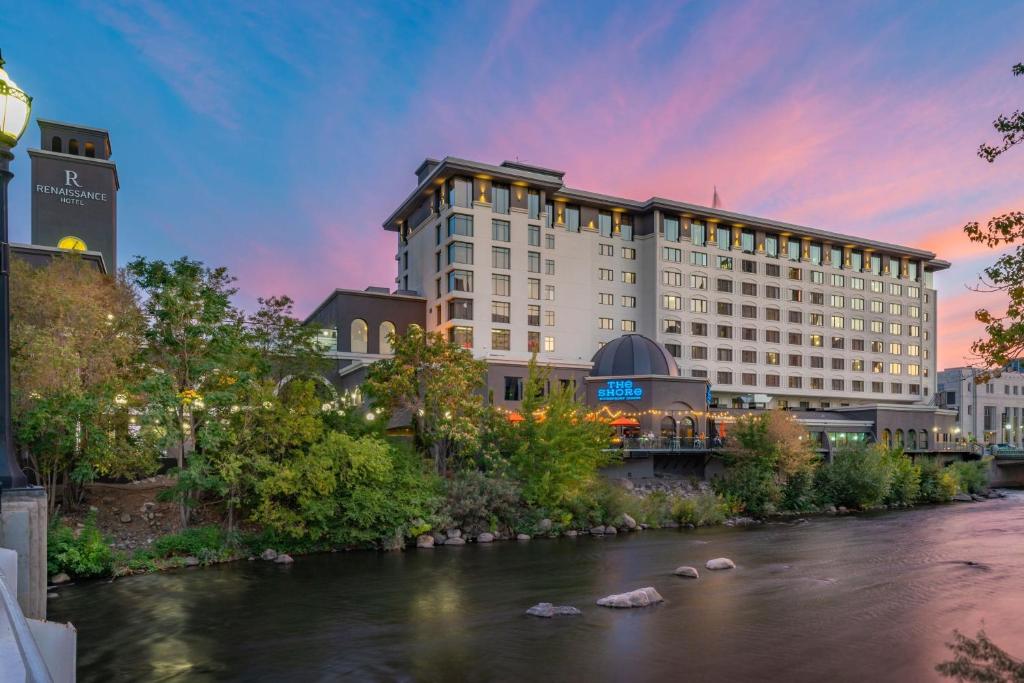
[610,436,729,454]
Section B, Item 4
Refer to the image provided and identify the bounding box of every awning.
[507,412,525,423]
[610,417,640,427]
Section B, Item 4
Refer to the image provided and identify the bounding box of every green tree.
[964,62,1024,370]
[10,256,156,513]
[364,324,487,476]
[506,358,611,511]
[936,629,1024,682]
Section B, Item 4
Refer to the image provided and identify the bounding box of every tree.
[126,256,247,525]
[10,256,155,513]
[364,324,487,476]
[936,629,1024,682]
[506,357,611,511]
[964,62,1024,371]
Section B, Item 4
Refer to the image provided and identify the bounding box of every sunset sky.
[3,1,1023,369]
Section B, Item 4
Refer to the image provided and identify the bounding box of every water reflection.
[52,493,1024,682]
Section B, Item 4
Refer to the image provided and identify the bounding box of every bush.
[636,491,674,526]
[948,459,990,494]
[48,513,114,578]
[153,525,232,563]
[780,468,817,511]
[917,460,958,503]
[589,480,635,526]
[441,470,523,535]
[711,461,779,516]
[672,492,727,526]
[883,451,921,506]
[814,445,892,509]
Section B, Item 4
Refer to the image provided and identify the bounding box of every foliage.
[919,460,959,503]
[672,492,727,527]
[152,525,233,564]
[440,470,522,536]
[936,629,1024,682]
[250,431,439,548]
[505,358,612,510]
[949,459,991,495]
[780,468,818,511]
[47,514,114,578]
[883,449,921,506]
[10,257,156,512]
[712,461,779,516]
[813,444,892,509]
[963,62,1024,369]
[364,324,487,476]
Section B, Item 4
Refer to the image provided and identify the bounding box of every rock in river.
[589,525,606,535]
[953,493,973,502]
[51,573,71,585]
[445,537,466,546]
[673,566,700,579]
[706,558,736,570]
[516,533,531,541]
[260,549,278,561]
[416,534,434,548]
[476,532,495,543]
[596,587,664,608]
[274,554,295,564]
[604,525,618,535]
[526,603,582,618]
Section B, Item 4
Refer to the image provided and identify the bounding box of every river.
[51,492,1024,682]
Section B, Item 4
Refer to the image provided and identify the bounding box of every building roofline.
[382,157,946,264]
[10,242,108,274]
[827,404,958,416]
[36,118,111,138]
[303,287,426,325]
[27,148,120,190]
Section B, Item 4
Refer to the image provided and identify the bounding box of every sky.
[2,0,1022,370]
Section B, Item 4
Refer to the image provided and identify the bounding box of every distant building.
[938,367,1024,447]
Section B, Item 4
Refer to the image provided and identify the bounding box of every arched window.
[350,319,368,353]
[920,430,929,450]
[881,429,891,448]
[907,430,918,451]
[50,136,62,152]
[894,429,904,449]
[379,321,396,355]
[68,139,79,155]
[660,415,677,438]
[681,416,696,439]
[84,142,96,158]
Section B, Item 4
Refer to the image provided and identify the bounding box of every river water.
[51,492,1024,682]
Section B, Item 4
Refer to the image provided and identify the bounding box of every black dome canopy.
[589,334,680,378]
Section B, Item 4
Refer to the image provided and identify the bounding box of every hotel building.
[938,367,1024,448]
[377,157,948,411]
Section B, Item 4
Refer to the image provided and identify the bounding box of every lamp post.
[0,50,32,490]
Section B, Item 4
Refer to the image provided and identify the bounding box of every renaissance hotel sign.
[597,380,644,401]
[36,170,110,206]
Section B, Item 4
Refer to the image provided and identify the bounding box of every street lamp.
[0,50,32,489]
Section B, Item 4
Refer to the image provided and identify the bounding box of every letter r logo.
[65,170,81,187]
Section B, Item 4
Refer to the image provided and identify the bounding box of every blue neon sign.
[597,380,644,401]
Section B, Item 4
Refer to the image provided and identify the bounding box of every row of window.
[666,269,921,300]
[660,312,921,339]
[444,271,556,300]
[447,299,557,327]
[678,369,921,395]
[447,325,555,353]
[673,346,921,374]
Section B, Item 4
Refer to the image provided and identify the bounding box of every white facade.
[389,158,947,410]
[938,367,1024,446]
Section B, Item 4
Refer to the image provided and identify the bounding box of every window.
[766,352,781,366]
[789,289,803,302]
[716,226,732,251]
[545,233,555,249]
[528,305,541,326]
[528,278,540,300]
[831,315,845,328]
[765,307,780,321]
[909,305,920,318]
[789,310,804,324]
[622,247,636,260]
[599,267,614,281]
[688,273,706,289]
[449,326,473,349]
[599,293,614,305]
[690,251,708,267]
[491,219,510,242]
[851,277,864,290]
[662,247,682,262]
[890,283,903,296]
[691,222,707,246]
[622,271,637,284]
[692,322,708,336]
[449,269,473,293]
[766,374,781,387]
[742,259,757,274]
[831,336,845,349]
[741,282,757,296]
[789,332,802,345]
[810,355,824,368]
[492,183,510,214]
[492,273,510,296]
[599,243,614,256]
[853,380,864,392]
[742,327,757,341]
[492,246,511,269]
[766,285,780,299]
[448,214,473,238]
[665,343,682,358]
[492,328,510,351]
[565,205,580,231]
[741,304,757,319]
[718,371,734,385]
[831,294,845,308]
[492,301,510,323]
[889,322,903,335]
[717,256,734,270]
[717,301,733,316]
[621,295,636,308]
[765,235,779,257]
[742,350,757,363]
[889,342,903,354]
[811,377,824,390]
[545,259,555,275]
[664,216,680,242]
[543,336,555,352]
[528,190,540,219]
[889,362,903,375]
[620,219,634,241]
[544,284,555,301]
[622,319,636,332]
[528,224,541,247]
[870,280,884,293]
[448,298,473,320]
[810,292,824,305]
[545,310,555,326]
[717,347,734,362]
[811,270,824,284]
[447,177,473,207]
[545,202,554,228]
[691,345,708,360]
[379,321,396,354]
[350,319,368,353]
[664,294,684,310]
[741,229,755,253]
[831,358,845,371]
[448,241,473,265]
[852,359,864,371]
[663,269,684,287]
[504,376,524,401]
[870,320,883,333]
[809,242,823,265]
[787,240,801,261]
[598,317,614,330]
[765,330,781,343]
[766,263,781,277]
[809,313,823,326]
[663,318,682,334]
[788,376,803,389]
[889,302,903,316]
[717,325,733,339]
[716,278,734,293]
[527,251,541,273]
[688,297,706,313]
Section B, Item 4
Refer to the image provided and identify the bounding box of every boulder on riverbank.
[526,603,582,618]
[621,513,637,530]
[445,537,466,546]
[260,549,278,561]
[477,532,495,543]
[596,587,664,608]
[604,525,618,535]
[673,566,699,579]
[538,518,553,532]
[564,530,578,538]
[183,556,200,567]
[953,493,973,502]
[50,573,71,585]
[705,558,735,570]
[274,554,294,564]
[590,525,606,535]
[516,533,531,541]
[416,534,434,548]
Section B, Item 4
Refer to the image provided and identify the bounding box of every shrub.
[441,470,523,535]
[153,525,232,563]
[48,513,114,578]
[917,460,958,503]
[590,480,635,526]
[636,491,674,526]
[883,450,921,506]
[711,461,779,517]
[673,492,727,526]
[814,445,892,509]
[948,459,990,494]
[780,468,817,511]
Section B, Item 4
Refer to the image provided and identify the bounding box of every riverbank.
[49,491,1024,682]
